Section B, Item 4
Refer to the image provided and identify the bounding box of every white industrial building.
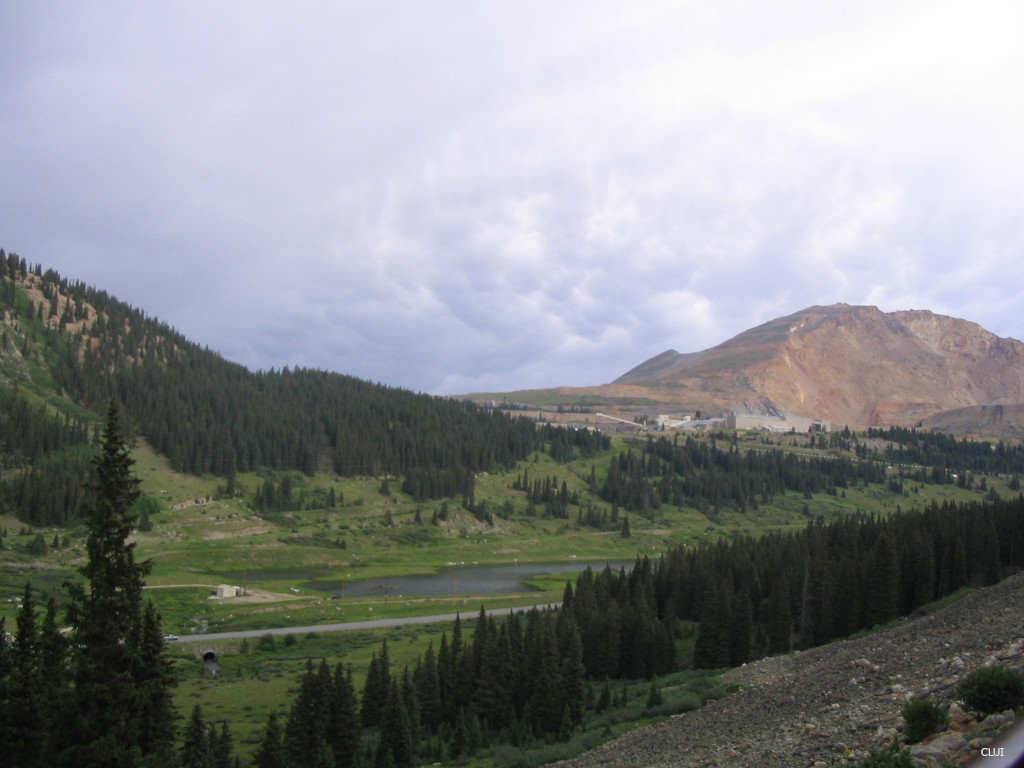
[726,412,831,433]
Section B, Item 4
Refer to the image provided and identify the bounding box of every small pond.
[302,560,634,598]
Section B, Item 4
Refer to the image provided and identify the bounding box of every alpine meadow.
[2,254,1024,767]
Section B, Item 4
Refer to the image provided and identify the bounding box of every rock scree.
[550,572,1024,767]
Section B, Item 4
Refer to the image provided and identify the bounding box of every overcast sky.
[2,1,1023,394]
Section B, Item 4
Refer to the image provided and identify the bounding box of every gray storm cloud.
[2,0,1023,393]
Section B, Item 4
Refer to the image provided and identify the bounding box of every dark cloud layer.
[2,1,1023,393]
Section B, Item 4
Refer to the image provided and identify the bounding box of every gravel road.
[168,602,557,643]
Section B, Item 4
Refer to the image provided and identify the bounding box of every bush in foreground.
[901,698,948,743]
[856,744,914,767]
[958,666,1024,717]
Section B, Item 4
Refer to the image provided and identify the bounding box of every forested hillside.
[0,250,607,525]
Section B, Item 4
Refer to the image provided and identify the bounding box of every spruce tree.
[864,530,900,627]
[181,704,211,768]
[37,596,68,760]
[211,721,234,768]
[692,580,730,669]
[413,644,441,732]
[329,664,361,768]
[376,682,412,768]
[253,712,287,768]
[361,644,391,728]
[58,400,176,767]
[8,584,46,768]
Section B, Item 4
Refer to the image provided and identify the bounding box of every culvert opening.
[202,650,220,676]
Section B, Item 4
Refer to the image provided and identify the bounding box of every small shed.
[215,584,240,599]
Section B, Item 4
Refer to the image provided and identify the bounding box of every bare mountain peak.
[612,304,1024,427]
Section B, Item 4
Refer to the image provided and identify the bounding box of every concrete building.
[656,414,692,429]
[726,411,831,433]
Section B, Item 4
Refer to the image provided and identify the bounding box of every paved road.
[168,602,558,644]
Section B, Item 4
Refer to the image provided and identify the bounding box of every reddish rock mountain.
[612,304,1024,427]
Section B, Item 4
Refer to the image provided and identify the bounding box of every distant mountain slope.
[614,304,1024,426]
[921,403,1024,437]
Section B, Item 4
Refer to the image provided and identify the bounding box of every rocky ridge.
[552,572,1024,767]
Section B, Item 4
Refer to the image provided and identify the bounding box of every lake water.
[302,560,634,598]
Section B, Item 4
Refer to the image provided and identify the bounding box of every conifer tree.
[253,712,287,768]
[361,642,391,728]
[58,400,176,767]
[329,664,361,768]
[728,589,753,666]
[8,584,45,768]
[413,643,442,732]
[181,704,211,768]
[285,658,341,767]
[766,576,793,654]
[211,721,234,768]
[692,579,730,669]
[376,682,412,768]
[864,530,899,627]
[558,616,587,727]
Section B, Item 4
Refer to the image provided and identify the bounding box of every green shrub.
[958,666,1024,717]
[643,692,701,718]
[901,698,948,743]
[645,680,664,708]
[856,744,914,767]
[256,633,276,652]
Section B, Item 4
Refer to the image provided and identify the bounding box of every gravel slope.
[552,572,1024,767]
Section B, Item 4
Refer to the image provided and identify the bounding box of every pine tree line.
[258,605,595,767]
[600,434,888,515]
[865,426,1024,476]
[649,496,1024,668]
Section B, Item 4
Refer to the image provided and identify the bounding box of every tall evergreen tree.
[375,682,412,768]
[361,642,391,728]
[211,721,234,768]
[413,643,442,733]
[181,704,212,768]
[692,579,730,669]
[57,400,176,767]
[253,712,287,768]
[330,664,361,768]
[864,530,900,627]
[8,584,46,768]
[728,589,753,667]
